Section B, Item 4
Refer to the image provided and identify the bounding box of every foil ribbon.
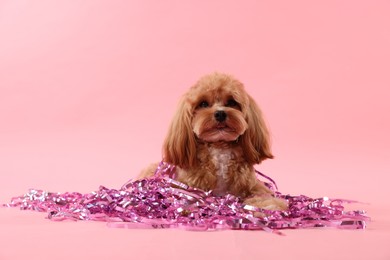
[4,162,369,234]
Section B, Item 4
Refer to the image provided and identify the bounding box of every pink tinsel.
[4,162,369,234]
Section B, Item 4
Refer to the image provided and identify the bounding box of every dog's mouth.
[215,123,231,130]
[193,112,248,143]
[210,122,237,133]
[198,123,240,142]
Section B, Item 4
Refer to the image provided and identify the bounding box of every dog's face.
[187,75,248,143]
[163,73,273,168]
[189,75,249,143]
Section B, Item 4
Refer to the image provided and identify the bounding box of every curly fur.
[139,72,287,211]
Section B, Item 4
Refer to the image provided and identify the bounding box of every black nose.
[214,110,227,122]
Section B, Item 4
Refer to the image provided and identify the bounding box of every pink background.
[1,1,389,259]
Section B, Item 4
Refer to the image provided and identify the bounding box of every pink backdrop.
[1,1,389,259]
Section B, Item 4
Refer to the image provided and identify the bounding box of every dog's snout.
[214,110,227,122]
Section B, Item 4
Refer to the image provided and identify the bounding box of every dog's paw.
[244,196,288,212]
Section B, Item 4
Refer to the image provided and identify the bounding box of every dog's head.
[163,72,273,169]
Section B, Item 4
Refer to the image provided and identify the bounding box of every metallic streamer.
[4,162,369,234]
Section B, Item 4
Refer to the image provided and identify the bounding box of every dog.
[138,72,287,211]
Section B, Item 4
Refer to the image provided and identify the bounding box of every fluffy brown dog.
[139,72,287,211]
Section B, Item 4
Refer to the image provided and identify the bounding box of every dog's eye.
[198,101,209,108]
[226,99,238,107]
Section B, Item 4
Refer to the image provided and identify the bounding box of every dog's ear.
[239,95,274,164]
[163,97,197,169]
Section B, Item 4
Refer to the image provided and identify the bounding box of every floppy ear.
[162,97,197,169]
[239,95,274,164]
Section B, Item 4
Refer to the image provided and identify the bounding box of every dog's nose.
[214,110,227,122]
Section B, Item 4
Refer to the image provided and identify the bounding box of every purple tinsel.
[4,162,369,234]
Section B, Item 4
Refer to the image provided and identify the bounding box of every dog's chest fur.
[209,147,232,195]
[175,142,253,197]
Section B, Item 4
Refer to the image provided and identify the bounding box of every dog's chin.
[197,125,241,143]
